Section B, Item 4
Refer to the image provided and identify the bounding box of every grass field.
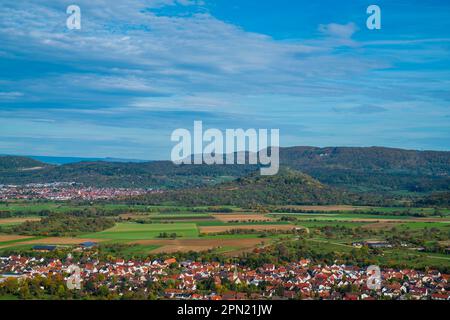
[109,244,162,257]
[398,221,450,230]
[0,294,19,300]
[79,222,199,240]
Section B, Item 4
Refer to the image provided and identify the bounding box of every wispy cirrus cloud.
[333,105,387,114]
[0,1,381,100]
[0,91,23,99]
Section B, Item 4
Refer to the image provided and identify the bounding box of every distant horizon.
[3,144,450,165]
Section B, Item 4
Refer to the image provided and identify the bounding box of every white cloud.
[318,22,358,39]
[0,91,24,99]
[0,0,381,103]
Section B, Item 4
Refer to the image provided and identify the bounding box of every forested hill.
[130,168,362,206]
[280,147,450,192]
[0,146,449,193]
[0,156,52,171]
[281,146,450,174]
[0,158,258,189]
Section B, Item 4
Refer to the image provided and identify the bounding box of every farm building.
[365,241,392,248]
[352,241,392,249]
[32,245,57,252]
[79,241,98,249]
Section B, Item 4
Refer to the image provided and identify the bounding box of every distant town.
[0,250,448,300]
[0,183,153,201]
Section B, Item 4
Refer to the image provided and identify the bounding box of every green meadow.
[79,222,199,240]
[398,221,450,230]
[270,213,419,220]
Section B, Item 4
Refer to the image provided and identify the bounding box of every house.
[431,293,450,300]
[164,258,177,265]
[352,242,363,248]
[116,259,125,266]
[164,288,184,299]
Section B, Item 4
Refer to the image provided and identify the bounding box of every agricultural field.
[273,205,367,211]
[0,202,449,268]
[0,217,41,226]
[0,204,282,255]
[212,214,275,222]
[79,222,199,240]
[129,238,267,255]
[198,224,299,234]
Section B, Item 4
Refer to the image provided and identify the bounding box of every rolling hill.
[133,168,359,206]
[0,157,257,189]
[0,156,53,171]
[0,146,449,194]
[280,147,450,192]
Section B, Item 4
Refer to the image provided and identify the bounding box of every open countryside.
[1,148,450,300]
[1,203,449,263]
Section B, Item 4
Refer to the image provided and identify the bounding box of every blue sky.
[0,0,449,159]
